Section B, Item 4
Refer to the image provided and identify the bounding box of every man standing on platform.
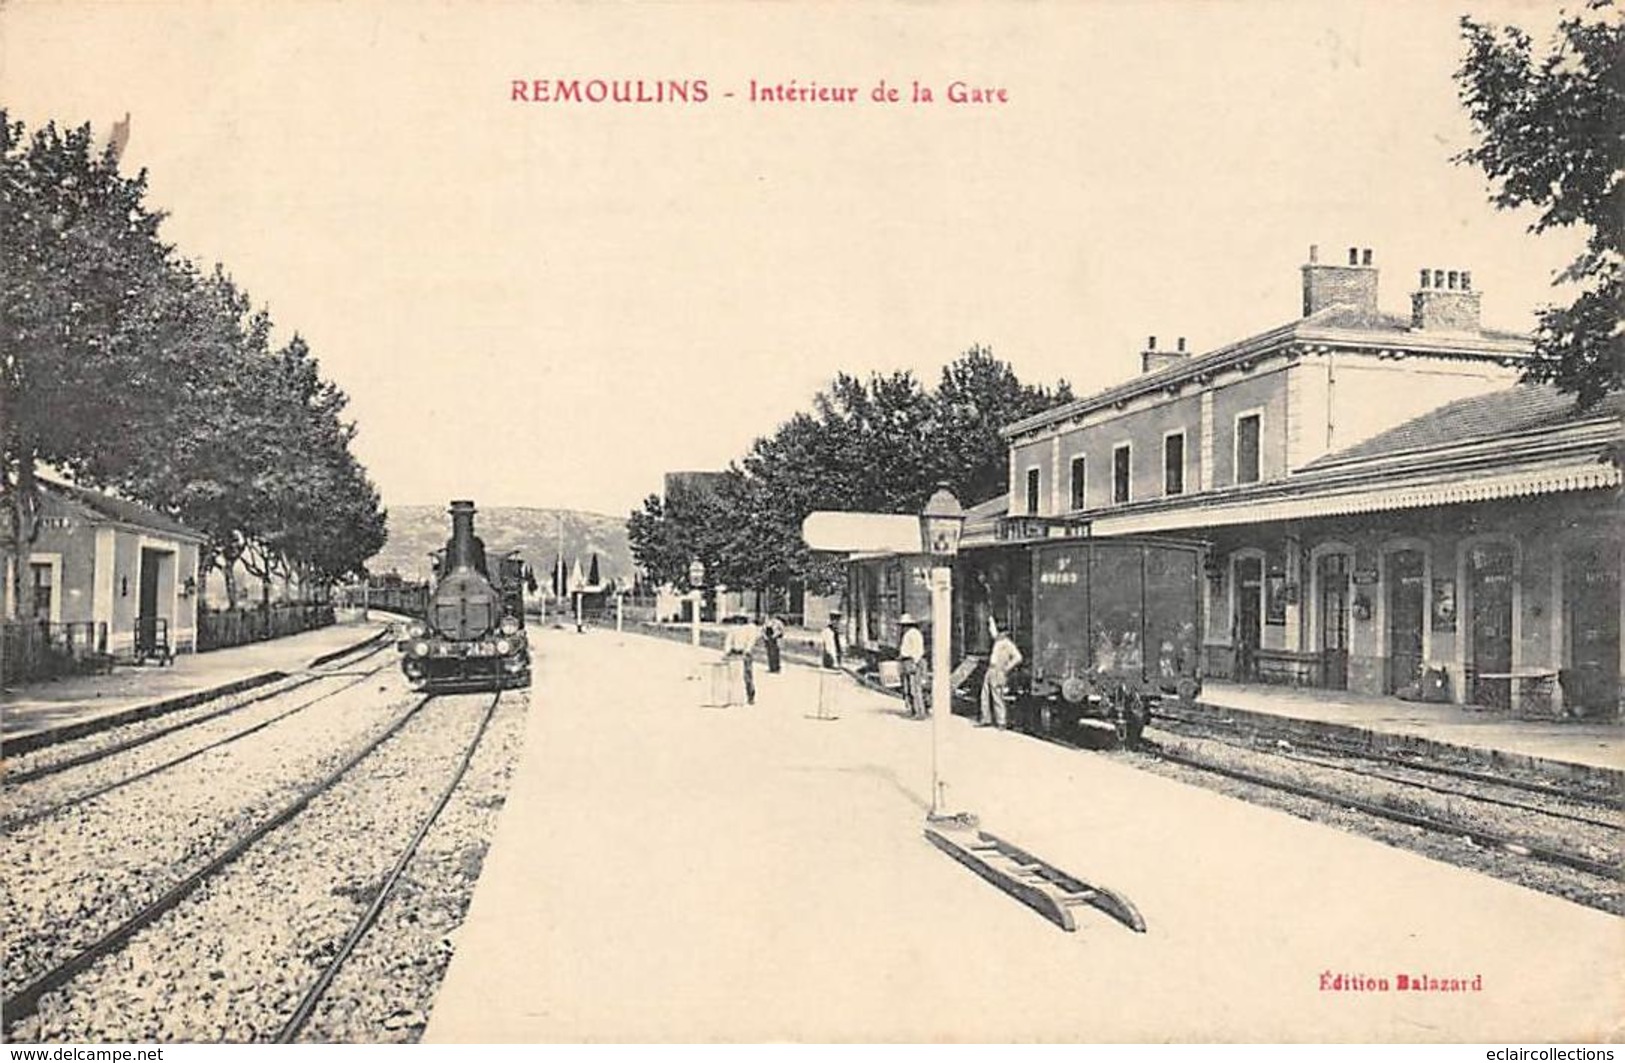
[821,613,843,670]
[723,614,760,705]
[981,628,1023,729]
[762,615,785,674]
[898,614,927,719]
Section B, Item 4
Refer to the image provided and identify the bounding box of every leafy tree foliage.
[1,111,386,615]
[1456,2,1624,406]
[628,346,1071,604]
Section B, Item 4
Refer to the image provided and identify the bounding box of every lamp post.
[919,484,965,823]
[688,559,705,647]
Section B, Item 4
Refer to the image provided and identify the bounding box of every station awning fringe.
[1092,462,1619,536]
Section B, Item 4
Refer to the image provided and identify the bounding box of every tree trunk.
[6,454,42,623]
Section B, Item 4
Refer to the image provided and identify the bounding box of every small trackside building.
[2,478,206,663]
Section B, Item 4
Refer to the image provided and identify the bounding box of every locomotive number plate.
[433,641,501,657]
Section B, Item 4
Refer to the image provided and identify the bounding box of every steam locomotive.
[398,500,534,693]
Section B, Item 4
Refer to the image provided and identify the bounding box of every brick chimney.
[1411,267,1481,332]
[1301,244,1379,317]
[1141,335,1192,374]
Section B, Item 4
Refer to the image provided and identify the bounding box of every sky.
[2,0,1585,518]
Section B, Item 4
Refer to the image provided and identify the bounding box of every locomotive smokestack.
[448,500,480,571]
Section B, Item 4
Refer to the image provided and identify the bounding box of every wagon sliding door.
[1144,546,1201,687]
[1031,544,1092,688]
[1088,541,1146,679]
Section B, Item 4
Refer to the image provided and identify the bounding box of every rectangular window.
[1069,456,1087,511]
[1236,413,1262,485]
[30,562,53,621]
[1025,467,1041,514]
[1113,444,1131,504]
[1164,432,1185,496]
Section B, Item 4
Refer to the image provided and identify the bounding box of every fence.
[198,603,335,652]
[2,621,111,684]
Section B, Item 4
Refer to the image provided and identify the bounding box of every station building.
[1,478,206,663]
[999,247,1622,717]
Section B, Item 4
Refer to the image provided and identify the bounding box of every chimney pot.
[1303,242,1381,317]
[1411,266,1482,332]
[1177,337,1187,352]
[1147,335,1157,350]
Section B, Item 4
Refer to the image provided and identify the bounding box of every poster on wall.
[1432,577,1458,631]
[1265,574,1289,625]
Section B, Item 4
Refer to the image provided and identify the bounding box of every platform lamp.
[919,483,967,824]
[688,559,705,647]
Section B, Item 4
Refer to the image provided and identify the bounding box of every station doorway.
[1467,543,1515,708]
[1234,555,1263,682]
[1386,549,1426,694]
[1316,553,1350,690]
[1564,542,1621,717]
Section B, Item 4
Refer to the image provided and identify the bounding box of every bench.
[1251,649,1322,687]
[1474,670,1562,718]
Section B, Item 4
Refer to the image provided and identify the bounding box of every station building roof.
[1082,384,1621,537]
[37,478,207,543]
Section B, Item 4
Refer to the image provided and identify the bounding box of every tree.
[1455,2,1624,407]
[2,112,388,618]
[1,113,191,619]
[932,345,1073,506]
[628,345,1073,610]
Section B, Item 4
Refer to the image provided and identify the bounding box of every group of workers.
[720,610,1022,727]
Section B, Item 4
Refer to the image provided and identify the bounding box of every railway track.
[3,689,504,1039]
[1154,706,1624,810]
[4,632,395,786]
[1142,736,1620,882]
[966,699,1623,912]
[278,690,502,1042]
[2,658,397,833]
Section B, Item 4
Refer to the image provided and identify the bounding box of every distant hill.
[372,505,633,586]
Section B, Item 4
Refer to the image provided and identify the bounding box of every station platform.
[1,619,390,754]
[1194,680,1622,780]
[425,627,1621,1042]
[620,623,1623,782]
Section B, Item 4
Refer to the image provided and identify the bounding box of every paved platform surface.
[426,628,1622,1043]
[626,621,1620,777]
[1,619,390,744]
[1198,681,1622,774]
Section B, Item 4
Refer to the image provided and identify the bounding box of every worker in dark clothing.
[762,615,785,674]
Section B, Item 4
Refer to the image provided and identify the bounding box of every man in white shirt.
[723,614,760,705]
[898,613,927,719]
[981,629,1024,728]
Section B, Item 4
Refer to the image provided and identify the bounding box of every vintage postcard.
[2,0,1619,1047]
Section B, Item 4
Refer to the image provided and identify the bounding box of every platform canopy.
[800,511,922,554]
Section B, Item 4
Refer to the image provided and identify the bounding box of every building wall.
[1199,492,1619,715]
[110,533,143,653]
[1208,369,1290,488]
[1296,353,1517,465]
[1011,349,1523,517]
[1052,392,1205,511]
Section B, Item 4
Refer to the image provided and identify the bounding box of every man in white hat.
[898,613,928,719]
